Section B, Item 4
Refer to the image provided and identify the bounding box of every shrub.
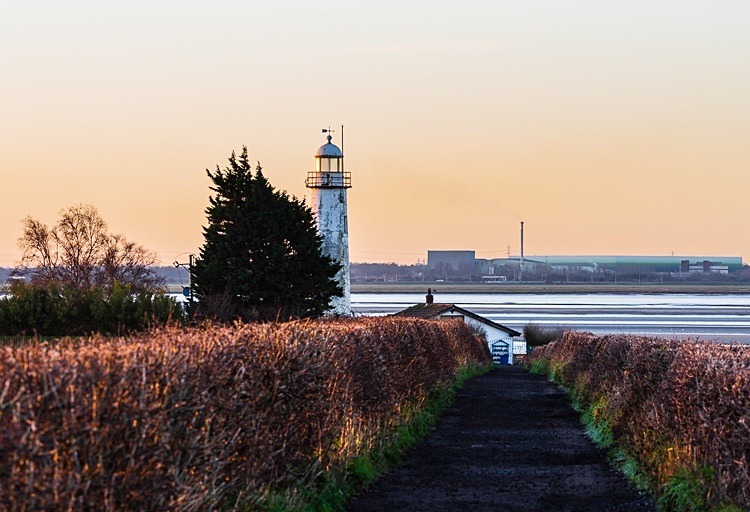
[0,317,491,511]
[523,322,566,347]
[528,332,750,511]
[0,281,182,337]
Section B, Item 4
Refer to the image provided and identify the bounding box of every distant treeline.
[349,262,426,282]
[1,266,190,286]
[5,263,750,287]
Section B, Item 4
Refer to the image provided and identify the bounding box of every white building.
[394,291,524,365]
[305,132,352,315]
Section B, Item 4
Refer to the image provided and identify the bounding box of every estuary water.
[351,293,750,343]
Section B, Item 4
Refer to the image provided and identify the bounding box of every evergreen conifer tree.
[192,147,342,321]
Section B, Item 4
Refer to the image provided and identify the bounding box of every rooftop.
[394,303,521,336]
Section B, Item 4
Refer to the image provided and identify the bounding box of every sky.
[1,1,749,265]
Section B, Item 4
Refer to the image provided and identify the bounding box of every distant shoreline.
[350,283,750,295]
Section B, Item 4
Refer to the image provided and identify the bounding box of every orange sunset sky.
[1,2,749,266]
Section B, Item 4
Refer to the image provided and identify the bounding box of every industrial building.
[521,255,743,273]
[426,251,743,280]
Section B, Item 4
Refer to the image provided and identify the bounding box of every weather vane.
[321,125,343,157]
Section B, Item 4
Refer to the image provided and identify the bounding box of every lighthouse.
[305,129,351,315]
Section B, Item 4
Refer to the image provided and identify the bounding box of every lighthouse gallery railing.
[305,171,352,188]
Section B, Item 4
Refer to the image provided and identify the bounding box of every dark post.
[188,254,195,311]
[174,254,196,318]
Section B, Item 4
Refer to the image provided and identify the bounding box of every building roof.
[394,303,454,318]
[393,303,521,337]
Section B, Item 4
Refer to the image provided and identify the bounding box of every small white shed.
[394,302,523,365]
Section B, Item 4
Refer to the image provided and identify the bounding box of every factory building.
[426,251,743,279]
[528,255,742,273]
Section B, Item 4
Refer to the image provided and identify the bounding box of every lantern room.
[306,132,351,189]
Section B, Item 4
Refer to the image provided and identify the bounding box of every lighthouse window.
[318,158,341,172]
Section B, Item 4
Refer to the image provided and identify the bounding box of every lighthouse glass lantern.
[307,133,351,189]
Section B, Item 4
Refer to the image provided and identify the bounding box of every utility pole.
[174,254,195,314]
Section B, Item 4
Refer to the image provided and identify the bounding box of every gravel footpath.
[345,366,656,512]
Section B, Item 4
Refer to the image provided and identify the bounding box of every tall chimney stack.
[520,221,524,282]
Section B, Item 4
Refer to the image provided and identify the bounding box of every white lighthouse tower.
[305,129,351,315]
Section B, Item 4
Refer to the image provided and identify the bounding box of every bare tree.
[17,204,163,293]
[98,234,163,291]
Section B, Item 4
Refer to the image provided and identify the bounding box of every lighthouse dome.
[315,135,343,157]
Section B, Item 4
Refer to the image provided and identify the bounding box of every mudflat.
[345,366,656,512]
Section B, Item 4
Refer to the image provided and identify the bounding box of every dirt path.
[345,366,656,512]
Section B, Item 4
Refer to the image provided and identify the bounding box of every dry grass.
[0,317,490,511]
[529,332,750,510]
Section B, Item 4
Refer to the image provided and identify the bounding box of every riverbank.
[351,282,750,295]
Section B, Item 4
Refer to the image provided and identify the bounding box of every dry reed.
[0,317,490,511]
[529,332,750,509]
